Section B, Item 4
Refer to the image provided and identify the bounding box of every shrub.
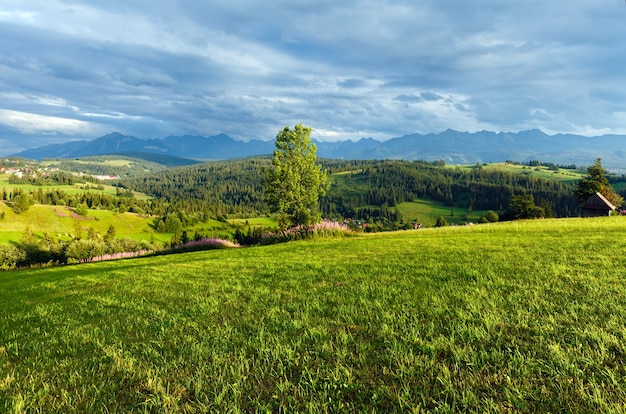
[485,210,499,222]
[166,238,240,254]
[258,221,350,245]
[75,203,89,216]
[11,194,32,214]
[0,244,25,270]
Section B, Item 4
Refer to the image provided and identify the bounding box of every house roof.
[580,192,617,211]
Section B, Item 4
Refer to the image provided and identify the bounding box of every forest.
[5,157,625,228]
[118,158,589,224]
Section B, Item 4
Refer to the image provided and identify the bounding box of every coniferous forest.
[118,158,584,223]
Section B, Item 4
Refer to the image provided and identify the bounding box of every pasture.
[0,202,275,244]
[2,217,626,412]
[451,162,586,184]
[0,202,161,243]
[0,174,149,199]
[396,199,488,226]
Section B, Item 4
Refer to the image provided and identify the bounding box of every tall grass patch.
[1,217,626,412]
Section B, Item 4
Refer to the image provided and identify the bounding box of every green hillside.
[40,153,201,177]
[0,174,146,198]
[0,202,161,243]
[0,202,273,244]
[396,199,488,226]
[2,217,626,412]
[452,161,586,184]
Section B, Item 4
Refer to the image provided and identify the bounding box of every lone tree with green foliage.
[507,193,545,220]
[11,193,32,214]
[575,158,624,207]
[265,123,329,229]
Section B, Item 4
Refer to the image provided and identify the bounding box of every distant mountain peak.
[11,129,626,168]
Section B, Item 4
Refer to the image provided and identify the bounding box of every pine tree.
[575,158,624,207]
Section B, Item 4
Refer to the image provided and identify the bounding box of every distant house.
[579,192,617,217]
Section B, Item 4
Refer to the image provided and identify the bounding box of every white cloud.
[0,109,103,135]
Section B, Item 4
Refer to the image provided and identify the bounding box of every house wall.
[581,208,612,218]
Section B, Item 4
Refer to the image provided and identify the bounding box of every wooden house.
[579,192,617,217]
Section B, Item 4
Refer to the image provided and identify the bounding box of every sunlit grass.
[0,203,157,242]
[449,162,585,184]
[396,199,488,226]
[1,217,626,411]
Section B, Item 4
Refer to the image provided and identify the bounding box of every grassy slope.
[396,199,488,226]
[2,217,626,412]
[0,202,162,243]
[0,202,276,244]
[452,162,586,185]
[0,175,149,199]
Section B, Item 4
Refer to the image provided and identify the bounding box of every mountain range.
[13,130,626,169]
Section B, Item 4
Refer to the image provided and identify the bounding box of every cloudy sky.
[1,0,625,154]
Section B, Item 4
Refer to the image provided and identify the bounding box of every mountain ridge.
[12,130,626,168]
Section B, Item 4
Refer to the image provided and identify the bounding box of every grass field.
[0,202,275,244]
[396,199,488,226]
[451,162,586,185]
[0,202,163,243]
[0,175,149,200]
[2,217,626,412]
[227,217,277,229]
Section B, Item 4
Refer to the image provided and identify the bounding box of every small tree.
[11,193,32,214]
[0,244,25,270]
[265,123,329,229]
[435,216,448,227]
[507,194,545,220]
[75,203,89,216]
[104,224,116,242]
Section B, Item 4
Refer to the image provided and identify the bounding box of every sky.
[1,0,626,155]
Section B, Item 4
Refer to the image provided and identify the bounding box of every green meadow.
[396,199,488,226]
[0,202,161,243]
[451,162,586,185]
[0,174,149,199]
[0,201,277,244]
[2,217,626,412]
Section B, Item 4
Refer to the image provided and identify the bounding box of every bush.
[75,203,89,216]
[11,194,32,214]
[257,221,350,245]
[485,210,499,222]
[0,244,25,270]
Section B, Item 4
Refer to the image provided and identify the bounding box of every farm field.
[2,217,626,412]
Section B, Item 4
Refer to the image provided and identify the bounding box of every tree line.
[119,158,587,225]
